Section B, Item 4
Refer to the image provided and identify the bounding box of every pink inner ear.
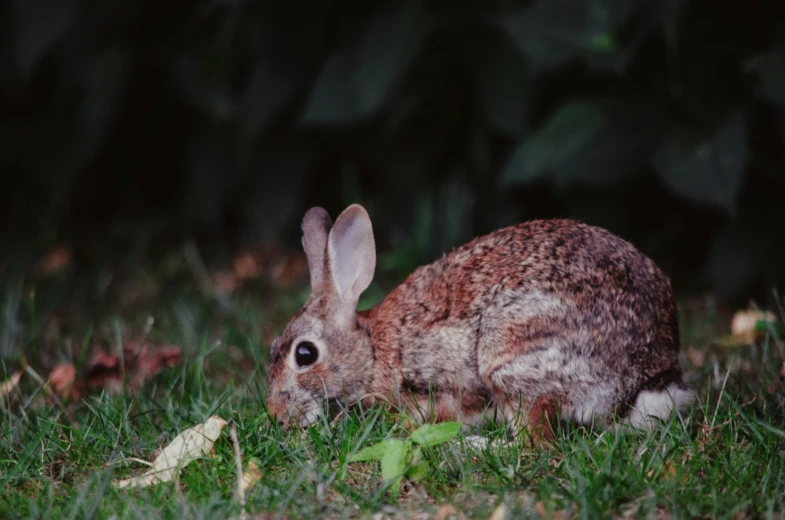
[328,205,376,305]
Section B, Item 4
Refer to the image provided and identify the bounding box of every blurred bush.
[1,0,784,301]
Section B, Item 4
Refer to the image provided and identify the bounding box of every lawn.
[1,250,783,519]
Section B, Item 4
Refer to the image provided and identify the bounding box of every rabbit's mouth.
[268,403,322,429]
[267,389,323,429]
[297,404,322,428]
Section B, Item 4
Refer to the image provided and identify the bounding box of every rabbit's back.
[370,219,687,428]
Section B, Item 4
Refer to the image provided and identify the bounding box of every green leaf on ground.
[349,438,400,463]
[380,439,407,498]
[410,422,462,447]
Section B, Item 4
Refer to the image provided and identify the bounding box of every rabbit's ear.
[327,204,376,310]
[302,207,333,292]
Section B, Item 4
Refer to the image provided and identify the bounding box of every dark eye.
[295,341,319,367]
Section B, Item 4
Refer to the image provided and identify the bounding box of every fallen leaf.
[270,253,309,288]
[684,347,705,368]
[210,246,308,294]
[534,501,572,520]
[48,341,183,399]
[655,505,673,520]
[488,503,507,520]
[132,343,183,384]
[212,270,238,293]
[240,246,308,286]
[48,364,81,400]
[114,272,161,307]
[241,460,263,492]
[34,245,72,276]
[434,504,458,520]
[646,461,678,481]
[92,342,183,392]
[82,350,123,395]
[233,251,264,281]
[731,309,778,344]
[663,462,678,481]
[1,370,23,397]
[114,415,228,489]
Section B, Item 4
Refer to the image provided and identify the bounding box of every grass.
[1,256,784,519]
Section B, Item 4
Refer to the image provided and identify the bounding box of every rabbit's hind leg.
[491,392,565,446]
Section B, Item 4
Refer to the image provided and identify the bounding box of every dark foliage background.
[2,0,784,302]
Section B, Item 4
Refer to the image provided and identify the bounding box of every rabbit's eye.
[295,341,319,367]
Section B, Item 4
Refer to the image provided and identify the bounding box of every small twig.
[230,424,247,520]
[107,456,153,468]
[329,410,345,425]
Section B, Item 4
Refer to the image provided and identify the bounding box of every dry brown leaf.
[114,415,228,489]
[434,504,458,520]
[112,271,161,308]
[49,342,184,399]
[233,251,264,281]
[48,364,80,400]
[534,501,571,520]
[83,351,124,395]
[488,503,507,520]
[1,370,23,397]
[236,246,308,287]
[684,347,705,369]
[213,271,238,293]
[731,309,777,344]
[89,341,183,392]
[271,253,308,287]
[35,245,72,276]
[654,506,673,520]
[241,460,263,493]
[646,461,677,481]
[132,343,183,383]
[211,246,308,294]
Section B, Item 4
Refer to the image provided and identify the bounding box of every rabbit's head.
[266,205,377,427]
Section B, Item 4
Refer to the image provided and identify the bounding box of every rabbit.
[265,204,695,442]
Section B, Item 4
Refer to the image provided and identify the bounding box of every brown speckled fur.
[266,205,693,438]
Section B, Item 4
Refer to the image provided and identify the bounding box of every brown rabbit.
[266,204,694,441]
